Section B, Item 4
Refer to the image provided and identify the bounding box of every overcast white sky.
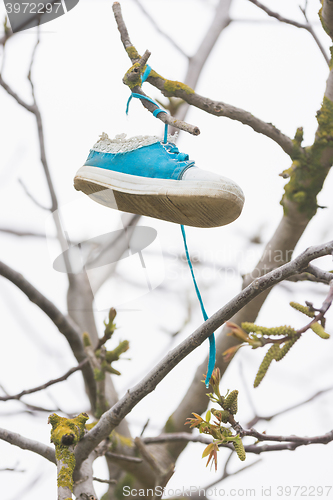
[1,1,333,499]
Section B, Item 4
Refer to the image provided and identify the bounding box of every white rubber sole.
[74,166,245,228]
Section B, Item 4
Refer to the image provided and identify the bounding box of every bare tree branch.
[112,1,297,156]
[248,0,329,65]
[247,0,305,28]
[0,260,97,407]
[105,451,143,464]
[0,428,56,464]
[0,466,25,473]
[141,428,333,454]
[247,386,333,428]
[131,0,189,58]
[0,360,89,402]
[74,240,333,466]
[0,73,35,111]
[93,476,117,484]
[127,84,200,136]
[287,265,333,284]
[0,227,47,238]
[18,178,50,211]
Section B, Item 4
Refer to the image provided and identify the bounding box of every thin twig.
[0,360,89,402]
[105,451,142,463]
[0,227,47,238]
[0,467,25,473]
[129,86,200,136]
[287,265,333,284]
[131,0,189,58]
[18,179,50,211]
[93,477,117,484]
[247,386,333,428]
[27,25,40,100]
[123,50,200,135]
[248,0,329,65]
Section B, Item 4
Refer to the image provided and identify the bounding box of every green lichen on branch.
[319,3,333,40]
[48,413,89,491]
[94,368,105,381]
[148,69,195,96]
[125,46,140,62]
[281,96,333,218]
[56,445,76,491]
[49,413,88,446]
[123,62,144,89]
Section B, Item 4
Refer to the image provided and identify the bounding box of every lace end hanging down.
[180,225,216,388]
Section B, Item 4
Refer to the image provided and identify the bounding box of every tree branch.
[0,260,97,407]
[140,428,333,454]
[0,428,56,464]
[18,178,50,211]
[320,0,333,40]
[0,227,47,238]
[247,385,333,428]
[0,360,89,402]
[248,0,329,65]
[112,1,295,154]
[0,73,35,111]
[131,0,189,58]
[74,240,333,467]
[248,0,308,28]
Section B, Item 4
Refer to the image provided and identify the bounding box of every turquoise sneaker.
[74,133,244,228]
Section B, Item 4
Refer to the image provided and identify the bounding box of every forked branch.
[74,240,333,466]
[112,1,297,156]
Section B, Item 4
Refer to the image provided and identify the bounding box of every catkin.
[242,322,296,336]
[275,336,299,361]
[289,301,315,318]
[254,344,280,388]
[233,438,246,461]
[311,322,330,339]
[222,390,239,414]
